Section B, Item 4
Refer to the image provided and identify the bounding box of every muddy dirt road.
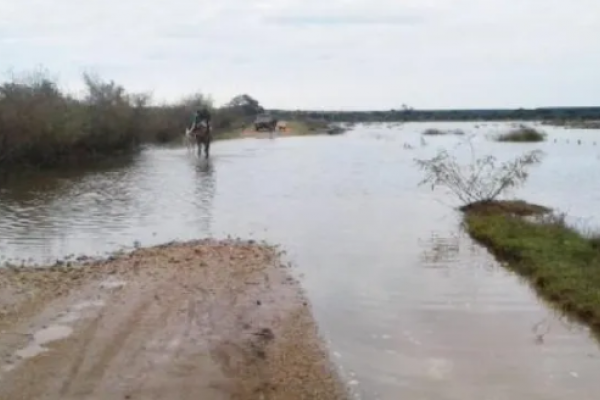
[0,240,347,400]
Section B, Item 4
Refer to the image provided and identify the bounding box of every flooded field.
[1,122,600,399]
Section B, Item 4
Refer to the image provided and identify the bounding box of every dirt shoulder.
[463,200,600,337]
[0,240,348,400]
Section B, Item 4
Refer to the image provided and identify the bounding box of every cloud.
[1,0,600,109]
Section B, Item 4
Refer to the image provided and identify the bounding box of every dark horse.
[191,122,212,159]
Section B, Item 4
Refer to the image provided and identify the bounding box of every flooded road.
[1,122,600,399]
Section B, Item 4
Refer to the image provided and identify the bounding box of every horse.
[192,121,212,159]
[184,121,212,158]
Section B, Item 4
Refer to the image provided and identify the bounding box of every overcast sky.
[1,0,599,110]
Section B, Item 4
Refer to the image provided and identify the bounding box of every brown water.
[1,122,600,399]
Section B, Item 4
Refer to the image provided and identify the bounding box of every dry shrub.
[415,139,544,205]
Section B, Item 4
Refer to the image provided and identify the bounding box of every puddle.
[56,312,81,324]
[15,343,47,360]
[71,299,106,310]
[2,364,16,373]
[33,325,73,346]
[54,299,106,324]
[99,279,127,290]
[15,325,73,361]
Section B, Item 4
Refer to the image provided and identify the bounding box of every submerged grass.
[495,125,547,142]
[422,128,465,136]
[543,120,600,130]
[286,119,333,135]
[463,200,600,333]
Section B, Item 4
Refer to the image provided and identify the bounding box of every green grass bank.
[463,200,600,335]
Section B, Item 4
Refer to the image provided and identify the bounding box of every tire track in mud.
[58,314,103,397]
[122,280,231,399]
[61,291,156,397]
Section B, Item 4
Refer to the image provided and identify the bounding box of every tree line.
[269,107,600,123]
[0,71,265,170]
[2,69,598,172]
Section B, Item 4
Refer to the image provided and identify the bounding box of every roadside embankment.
[0,239,348,400]
[463,200,600,336]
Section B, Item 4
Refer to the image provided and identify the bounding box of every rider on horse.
[191,106,212,133]
[188,106,213,159]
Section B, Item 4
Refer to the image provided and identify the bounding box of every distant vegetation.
[422,128,465,136]
[3,68,598,173]
[0,72,255,170]
[0,71,328,172]
[495,125,547,142]
[271,106,600,124]
[542,120,600,129]
[422,128,446,136]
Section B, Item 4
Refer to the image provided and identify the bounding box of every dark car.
[254,114,278,132]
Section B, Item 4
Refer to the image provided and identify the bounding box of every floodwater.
[1,121,600,399]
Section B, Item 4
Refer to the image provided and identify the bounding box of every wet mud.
[0,240,348,400]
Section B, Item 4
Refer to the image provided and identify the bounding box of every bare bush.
[0,71,72,166]
[415,143,544,205]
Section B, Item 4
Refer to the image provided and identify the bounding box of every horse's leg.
[204,137,211,159]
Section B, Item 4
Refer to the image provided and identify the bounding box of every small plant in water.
[495,125,547,142]
[414,143,544,205]
[422,128,465,136]
[422,128,446,136]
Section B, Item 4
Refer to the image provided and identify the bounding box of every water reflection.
[194,158,214,176]
[419,231,462,268]
[191,157,216,235]
[0,150,218,262]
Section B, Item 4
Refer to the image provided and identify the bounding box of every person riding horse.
[188,107,213,158]
[191,107,211,133]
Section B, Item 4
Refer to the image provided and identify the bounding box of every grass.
[422,128,446,136]
[542,120,600,129]
[286,119,331,135]
[460,200,551,217]
[284,120,317,136]
[463,199,600,334]
[495,125,547,142]
[422,128,465,136]
[231,119,339,139]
